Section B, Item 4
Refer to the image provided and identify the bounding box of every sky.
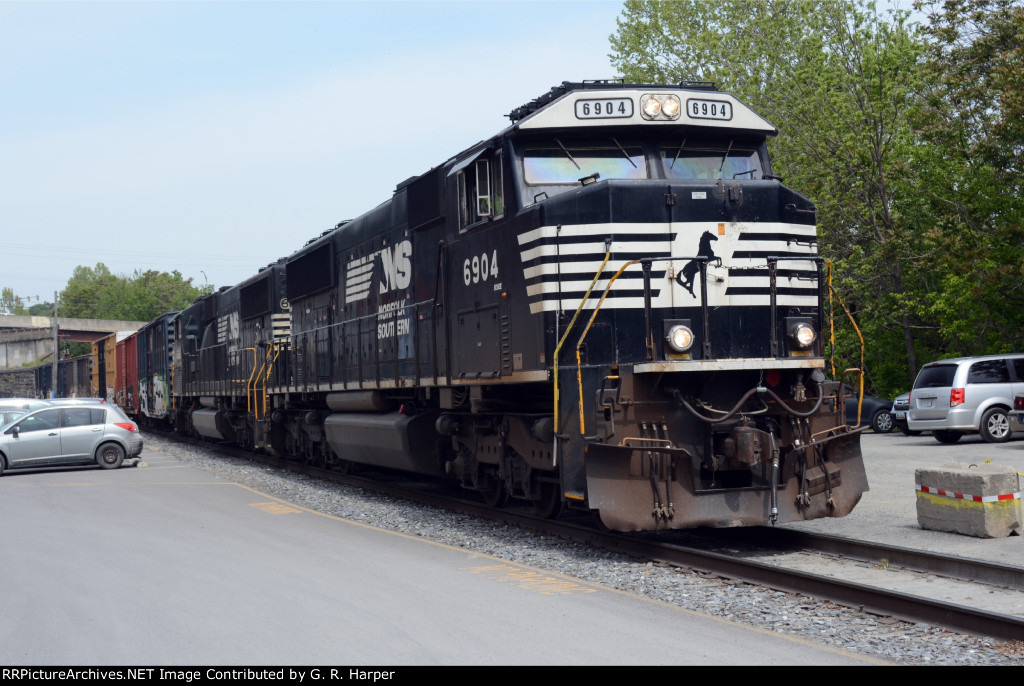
[0,0,625,307]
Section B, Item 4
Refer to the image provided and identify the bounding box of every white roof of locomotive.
[512,86,777,136]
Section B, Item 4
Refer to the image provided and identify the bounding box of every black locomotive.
[169,80,868,531]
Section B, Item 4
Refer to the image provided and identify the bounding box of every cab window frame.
[457,149,505,233]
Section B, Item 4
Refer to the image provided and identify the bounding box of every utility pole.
[51,290,58,398]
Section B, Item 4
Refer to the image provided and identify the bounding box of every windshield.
[660,143,764,180]
[522,139,648,185]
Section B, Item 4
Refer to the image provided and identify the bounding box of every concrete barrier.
[916,463,1022,538]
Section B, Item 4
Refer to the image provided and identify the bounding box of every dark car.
[841,385,895,433]
[890,392,922,436]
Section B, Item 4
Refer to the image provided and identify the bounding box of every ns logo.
[345,239,413,303]
[378,240,412,293]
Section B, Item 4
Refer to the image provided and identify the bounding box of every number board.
[686,98,732,121]
[574,98,634,120]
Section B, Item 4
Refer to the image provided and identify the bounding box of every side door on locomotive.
[446,144,525,382]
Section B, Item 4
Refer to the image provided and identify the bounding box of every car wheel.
[979,408,1011,443]
[933,430,962,444]
[0,456,5,477]
[872,410,895,433]
[96,443,125,469]
[899,424,922,437]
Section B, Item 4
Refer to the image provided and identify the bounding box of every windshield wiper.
[554,139,581,170]
[610,137,638,168]
[718,139,734,176]
[669,138,687,169]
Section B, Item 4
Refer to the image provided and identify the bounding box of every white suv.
[907,354,1024,443]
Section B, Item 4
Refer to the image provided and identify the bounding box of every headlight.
[642,97,662,117]
[666,325,695,352]
[640,94,682,121]
[661,96,680,118]
[789,322,816,349]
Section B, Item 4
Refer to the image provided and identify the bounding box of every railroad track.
[161,430,1024,642]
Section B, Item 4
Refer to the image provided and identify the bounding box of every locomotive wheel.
[532,482,563,519]
[96,443,125,470]
[480,479,509,508]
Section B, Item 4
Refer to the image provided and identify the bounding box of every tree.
[911,0,1024,356]
[0,288,29,315]
[611,0,933,394]
[58,263,211,322]
[27,301,53,316]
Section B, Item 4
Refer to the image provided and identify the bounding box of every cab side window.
[458,151,504,231]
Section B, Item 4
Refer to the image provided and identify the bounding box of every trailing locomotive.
[158,80,868,531]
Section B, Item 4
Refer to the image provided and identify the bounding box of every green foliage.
[58,263,212,322]
[27,301,53,316]
[0,287,28,315]
[61,342,92,359]
[912,0,1024,356]
[610,0,1024,397]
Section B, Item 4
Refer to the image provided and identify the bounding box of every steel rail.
[730,526,1024,590]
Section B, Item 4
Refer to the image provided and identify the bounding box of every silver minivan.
[907,354,1024,443]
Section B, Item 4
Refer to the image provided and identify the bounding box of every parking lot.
[781,430,1024,566]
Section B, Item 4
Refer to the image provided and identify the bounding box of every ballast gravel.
[150,434,1024,666]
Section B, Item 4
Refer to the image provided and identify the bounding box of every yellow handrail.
[826,260,866,423]
[263,340,282,419]
[243,347,257,414]
[253,347,269,420]
[574,260,641,434]
[553,243,611,435]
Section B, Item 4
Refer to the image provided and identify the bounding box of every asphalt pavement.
[0,448,879,666]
